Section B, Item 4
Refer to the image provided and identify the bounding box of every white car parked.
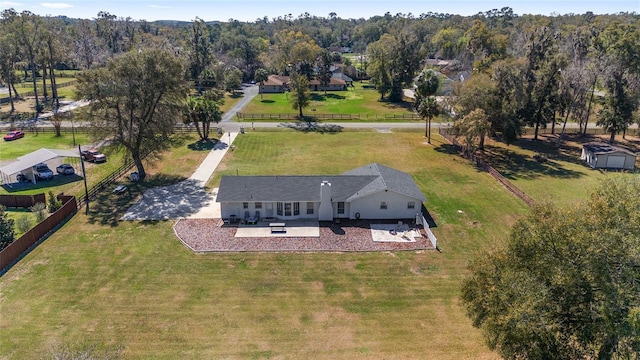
[33,163,54,180]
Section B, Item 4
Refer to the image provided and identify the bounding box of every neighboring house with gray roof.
[216,163,426,221]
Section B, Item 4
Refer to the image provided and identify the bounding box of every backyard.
[0,129,525,359]
[479,133,640,204]
[0,129,629,359]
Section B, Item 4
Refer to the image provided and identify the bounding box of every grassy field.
[480,133,640,205]
[4,208,38,238]
[0,132,91,161]
[0,130,536,359]
[241,83,418,120]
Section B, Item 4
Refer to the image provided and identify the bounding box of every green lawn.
[0,132,91,161]
[1,130,545,359]
[241,83,418,121]
[480,134,638,205]
[5,208,38,238]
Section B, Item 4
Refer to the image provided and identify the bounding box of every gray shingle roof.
[342,163,426,201]
[217,163,426,203]
[583,142,636,156]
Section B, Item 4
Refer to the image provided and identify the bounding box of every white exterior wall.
[221,201,320,221]
[348,191,422,220]
[332,201,351,219]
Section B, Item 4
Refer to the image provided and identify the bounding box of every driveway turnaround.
[120,179,212,220]
[121,133,237,221]
[120,86,259,221]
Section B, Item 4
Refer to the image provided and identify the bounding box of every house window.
[380,202,388,210]
[277,202,283,216]
[243,202,249,209]
[294,202,300,216]
[307,202,314,215]
[337,202,345,214]
[255,202,262,209]
[408,202,415,209]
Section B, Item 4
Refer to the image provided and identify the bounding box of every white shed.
[581,142,636,170]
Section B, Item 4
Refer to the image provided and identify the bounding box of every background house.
[217,163,426,222]
[581,142,637,170]
[259,75,290,93]
[309,77,347,91]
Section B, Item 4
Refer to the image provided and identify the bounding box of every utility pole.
[78,145,89,215]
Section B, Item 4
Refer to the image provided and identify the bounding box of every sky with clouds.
[1,0,638,22]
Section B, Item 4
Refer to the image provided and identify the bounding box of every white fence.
[416,212,438,249]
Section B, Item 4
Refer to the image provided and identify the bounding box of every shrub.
[30,202,48,223]
[0,205,16,250]
[16,215,33,235]
[47,191,62,213]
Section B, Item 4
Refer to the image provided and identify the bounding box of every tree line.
[1,8,639,175]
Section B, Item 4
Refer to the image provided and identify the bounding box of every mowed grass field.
[2,130,539,359]
[241,83,418,120]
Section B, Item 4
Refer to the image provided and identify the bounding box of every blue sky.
[1,0,638,21]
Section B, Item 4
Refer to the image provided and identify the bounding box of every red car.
[3,131,24,141]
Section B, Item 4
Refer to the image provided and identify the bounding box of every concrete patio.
[234,220,320,238]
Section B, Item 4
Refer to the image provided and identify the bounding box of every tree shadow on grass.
[481,142,584,180]
[380,99,414,111]
[187,138,218,151]
[87,173,189,227]
[279,120,343,134]
[310,93,347,101]
[325,93,346,100]
[512,134,593,168]
[433,143,461,155]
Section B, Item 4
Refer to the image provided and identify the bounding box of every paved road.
[221,84,259,123]
[2,82,635,132]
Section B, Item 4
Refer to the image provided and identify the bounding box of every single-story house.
[332,72,353,86]
[581,142,637,170]
[259,75,290,93]
[309,77,347,91]
[217,163,426,221]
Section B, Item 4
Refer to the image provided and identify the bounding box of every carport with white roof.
[0,148,82,186]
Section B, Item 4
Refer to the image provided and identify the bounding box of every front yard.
[241,82,420,120]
